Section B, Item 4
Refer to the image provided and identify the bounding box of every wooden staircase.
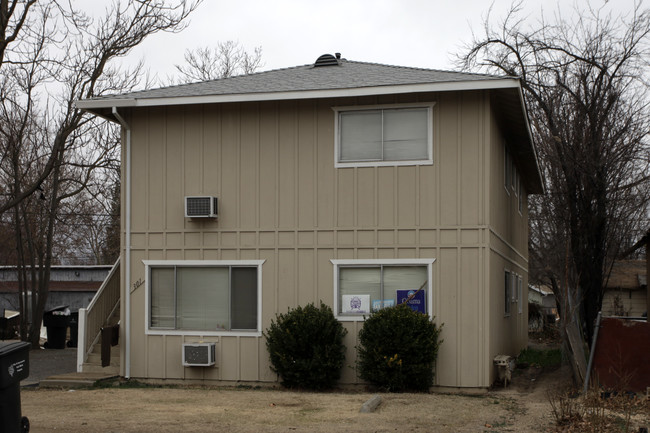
[39,304,120,388]
[39,260,121,388]
[81,303,120,375]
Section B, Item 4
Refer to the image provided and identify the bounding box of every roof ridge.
[342,59,511,79]
[107,63,316,99]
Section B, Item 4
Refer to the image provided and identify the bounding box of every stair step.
[92,344,120,355]
[39,372,118,389]
[86,353,120,365]
[81,363,120,375]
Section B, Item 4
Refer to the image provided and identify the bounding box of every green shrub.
[264,302,347,390]
[357,304,443,392]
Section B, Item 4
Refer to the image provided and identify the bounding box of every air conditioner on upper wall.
[182,342,216,367]
[185,196,218,218]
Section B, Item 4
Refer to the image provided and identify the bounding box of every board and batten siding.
[120,90,527,388]
[487,106,530,374]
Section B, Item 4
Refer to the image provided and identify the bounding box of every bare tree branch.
[459,2,650,343]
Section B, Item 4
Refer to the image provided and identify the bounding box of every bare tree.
[0,0,37,65]
[0,0,201,345]
[459,2,650,343]
[173,40,263,83]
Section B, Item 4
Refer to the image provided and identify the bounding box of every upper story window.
[334,103,434,168]
[518,177,523,213]
[504,146,511,193]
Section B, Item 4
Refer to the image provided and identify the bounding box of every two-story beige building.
[77,54,543,389]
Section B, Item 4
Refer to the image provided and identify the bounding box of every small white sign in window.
[341,294,371,314]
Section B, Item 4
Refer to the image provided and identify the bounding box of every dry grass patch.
[21,386,524,433]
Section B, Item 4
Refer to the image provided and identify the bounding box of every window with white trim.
[504,270,512,316]
[504,147,511,193]
[334,104,433,167]
[517,275,523,314]
[145,260,264,334]
[331,259,434,320]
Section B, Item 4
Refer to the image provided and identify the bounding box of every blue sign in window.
[397,289,426,314]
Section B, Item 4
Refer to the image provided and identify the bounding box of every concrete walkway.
[23,344,117,388]
[23,345,78,386]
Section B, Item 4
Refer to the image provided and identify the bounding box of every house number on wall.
[132,278,144,292]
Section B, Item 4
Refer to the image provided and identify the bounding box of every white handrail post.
[77,308,87,373]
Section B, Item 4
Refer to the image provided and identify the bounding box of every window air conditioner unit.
[182,342,216,367]
[185,196,218,218]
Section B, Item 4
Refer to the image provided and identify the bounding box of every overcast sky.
[93,0,640,80]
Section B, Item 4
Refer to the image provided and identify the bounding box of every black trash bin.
[67,312,79,348]
[0,341,30,433]
[43,306,70,349]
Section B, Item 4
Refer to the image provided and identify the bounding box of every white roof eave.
[75,78,522,110]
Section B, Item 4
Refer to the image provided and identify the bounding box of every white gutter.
[112,107,131,379]
[515,85,545,193]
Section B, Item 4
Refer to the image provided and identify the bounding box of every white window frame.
[331,258,435,321]
[144,260,265,337]
[517,275,523,314]
[518,178,523,214]
[504,147,511,194]
[333,102,434,168]
[504,270,512,317]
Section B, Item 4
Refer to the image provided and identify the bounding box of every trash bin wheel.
[21,416,29,432]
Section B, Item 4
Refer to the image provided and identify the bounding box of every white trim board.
[76,79,522,110]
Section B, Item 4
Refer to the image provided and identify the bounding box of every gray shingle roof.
[86,58,510,101]
[76,57,543,194]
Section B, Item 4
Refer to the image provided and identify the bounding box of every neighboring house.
[527,285,558,331]
[602,260,647,318]
[77,54,543,389]
[528,285,557,314]
[0,265,112,314]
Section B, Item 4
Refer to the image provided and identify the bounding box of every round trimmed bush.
[357,304,443,392]
[264,302,347,390]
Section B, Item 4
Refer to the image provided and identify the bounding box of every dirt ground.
[21,364,628,433]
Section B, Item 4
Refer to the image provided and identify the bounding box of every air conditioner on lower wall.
[182,342,216,367]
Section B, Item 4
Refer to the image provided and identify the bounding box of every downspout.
[583,311,602,394]
[112,107,131,379]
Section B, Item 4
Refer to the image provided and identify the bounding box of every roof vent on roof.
[314,53,341,67]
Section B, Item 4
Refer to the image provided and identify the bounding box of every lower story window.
[504,270,512,316]
[331,259,434,319]
[517,275,523,314]
[145,260,264,334]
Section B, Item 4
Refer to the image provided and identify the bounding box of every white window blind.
[382,108,428,161]
[151,267,175,328]
[339,110,382,161]
[176,267,229,330]
[383,266,428,303]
